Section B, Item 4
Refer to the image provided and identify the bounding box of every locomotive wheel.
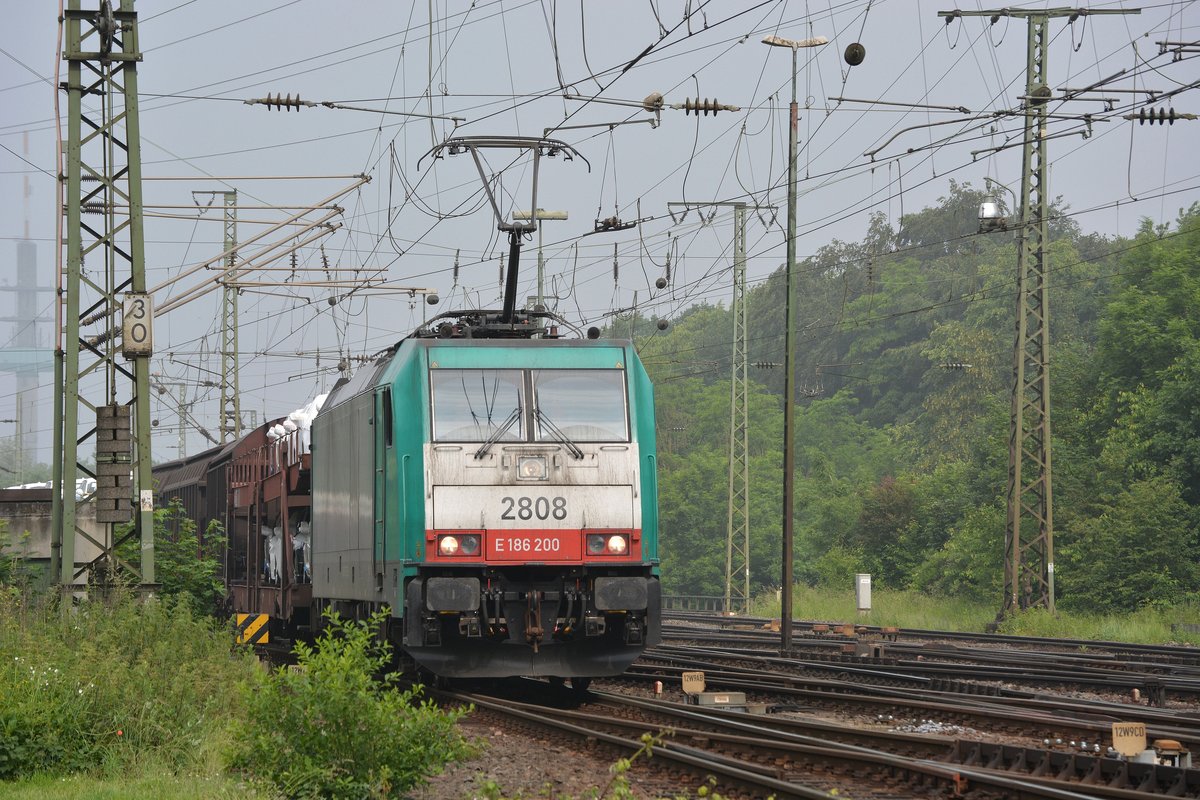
[570,677,591,693]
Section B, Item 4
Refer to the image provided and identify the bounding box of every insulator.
[612,244,619,284]
[683,97,726,116]
[1137,106,1179,125]
[265,92,305,111]
[81,308,108,326]
[320,245,330,270]
[453,248,460,283]
[289,251,298,275]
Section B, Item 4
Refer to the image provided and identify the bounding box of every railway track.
[625,650,1200,748]
[417,615,1200,798]
[434,678,1200,798]
[664,611,1200,665]
[660,613,1200,702]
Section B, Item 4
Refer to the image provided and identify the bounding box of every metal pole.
[55,0,156,594]
[781,46,799,651]
[124,10,156,587]
[57,3,84,595]
[666,199,773,618]
[725,204,750,614]
[939,6,1137,621]
[537,225,545,310]
[220,190,241,442]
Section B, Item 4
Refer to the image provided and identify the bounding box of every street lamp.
[763,32,828,653]
[512,208,569,310]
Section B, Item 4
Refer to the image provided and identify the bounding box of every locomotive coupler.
[525,591,544,651]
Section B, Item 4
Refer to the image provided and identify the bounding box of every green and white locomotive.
[310,310,662,680]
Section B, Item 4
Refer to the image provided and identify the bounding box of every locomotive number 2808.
[500,495,568,521]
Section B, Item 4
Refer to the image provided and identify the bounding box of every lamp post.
[512,208,569,310]
[763,32,827,653]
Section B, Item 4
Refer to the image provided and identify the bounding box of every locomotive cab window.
[430,367,628,443]
[532,369,628,442]
[431,369,524,442]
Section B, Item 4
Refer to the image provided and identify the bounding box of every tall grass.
[749,586,1200,646]
[0,588,259,783]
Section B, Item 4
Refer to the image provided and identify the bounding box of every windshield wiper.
[534,409,584,459]
[474,406,522,459]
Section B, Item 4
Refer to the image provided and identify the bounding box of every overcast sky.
[2,0,1197,464]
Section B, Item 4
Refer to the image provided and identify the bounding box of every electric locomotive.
[310,309,661,679]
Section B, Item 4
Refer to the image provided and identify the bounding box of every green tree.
[1057,476,1199,612]
[115,498,226,613]
[912,503,1005,603]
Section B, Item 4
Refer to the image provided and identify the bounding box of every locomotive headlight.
[517,455,548,480]
[586,533,630,556]
[436,533,480,557]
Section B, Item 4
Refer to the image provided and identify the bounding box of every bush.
[232,609,472,799]
[115,499,227,615]
[0,590,256,782]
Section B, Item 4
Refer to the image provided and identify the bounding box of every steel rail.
[434,688,838,799]
[662,611,1200,664]
[653,638,1200,697]
[621,661,1200,751]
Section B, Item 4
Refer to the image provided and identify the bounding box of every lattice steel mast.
[939,7,1138,615]
[220,190,241,442]
[668,201,772,614]
[726,204,749,615]
[54,0,156,593]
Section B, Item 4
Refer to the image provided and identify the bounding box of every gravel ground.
[411,713,691,800]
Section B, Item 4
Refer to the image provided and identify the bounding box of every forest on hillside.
[628,183,1200,614]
